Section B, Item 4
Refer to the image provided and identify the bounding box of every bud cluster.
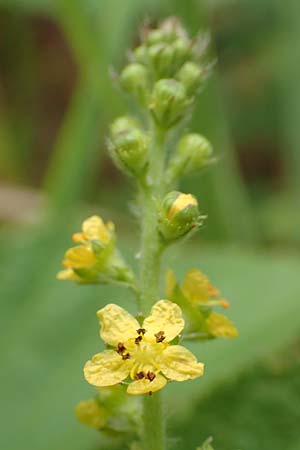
[109,17,213,186]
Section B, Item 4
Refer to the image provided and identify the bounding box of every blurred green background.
[0,1,299,449]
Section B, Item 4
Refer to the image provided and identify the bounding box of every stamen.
[137,328,147,335]
[154,331,165,343]
[148,391,153,396]
[146,371,156,382]
[134,371,145,380]
[116,342,126,354]
[122,353,131,360]
[135,335,143,344]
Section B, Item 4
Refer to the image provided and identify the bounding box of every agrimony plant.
[57,16,238,450]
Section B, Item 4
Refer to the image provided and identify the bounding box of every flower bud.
[132,45,147,64]
[150,79,190,129]
[109,126,149,176]
[75,399,107,430]
[159,191,202,241]
[176,62,204,95]
[148,43,174,78]
[120,63,149,104]
[110,116,139,136]
[168,133,213,180]
[146,29,165,46]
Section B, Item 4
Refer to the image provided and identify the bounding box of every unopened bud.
[75,399,107,430]
[177,62,204,95]
[146,29,165,46]
[150,79,190,129]
[159,191,202,241]
[168,133,213,180]
[110,116,139,136]
[120,63,149,104]
[148,43,174,78]
[133,45,147,64]
[109,127,148,176]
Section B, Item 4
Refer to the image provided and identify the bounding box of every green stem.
[140,126,166,314]
[139,125,167,450]
[142,393,166,450]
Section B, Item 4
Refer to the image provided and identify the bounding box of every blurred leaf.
[43,80,103,211]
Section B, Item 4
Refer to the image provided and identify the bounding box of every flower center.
[115,328,167,381]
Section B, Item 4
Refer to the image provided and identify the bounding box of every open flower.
[166,269,238,339]
[57,215,133,284]
[84,300,204,395]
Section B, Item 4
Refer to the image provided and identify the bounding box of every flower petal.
[127,374,167,395]
[56,268,79,280]
[97,303,140,346]
[84,350,131,387]
[182,269,211,304]
[160,345,204,381]
[63,245,96,269]
[82,215,113,243]
[143,300,184,342]
[206,312,238,338]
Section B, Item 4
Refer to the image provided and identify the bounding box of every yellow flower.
[180,268,229,309]
[166,269,238,339]
[57,215,116,282]
[72,215,114,245]
[84,300,204,395]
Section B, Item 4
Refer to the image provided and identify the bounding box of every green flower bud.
[147,40,191,79]
[150,79,190,129]
[120,63,149,104]
[159,191,202,241]
[172,38,191,63]
[148,43,174,78]
[109,126,148,176]
[177,62,204,95]
[146,29,165,46]
[168,133,213,180]
[133,45,147,64]
[75,399,107,430]
[110,116,139,136]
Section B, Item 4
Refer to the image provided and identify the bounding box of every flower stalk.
[140,125,166,314]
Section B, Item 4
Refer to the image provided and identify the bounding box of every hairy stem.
[140,126,166,314]
[139,125,167,450]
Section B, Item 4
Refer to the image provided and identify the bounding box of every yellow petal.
[165,269,177,298]
[56,268,79,280]
[75,399,107,429]
[143,300,184,342]
[127,374,167,395]
[63,245,96,269]
[97,303,140,346]
[82,215,111,243]
[168,193,197,220]
[206,312,238,338]
[182,269,211,304]
[84,350,131,387]
[160,345,204,381]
